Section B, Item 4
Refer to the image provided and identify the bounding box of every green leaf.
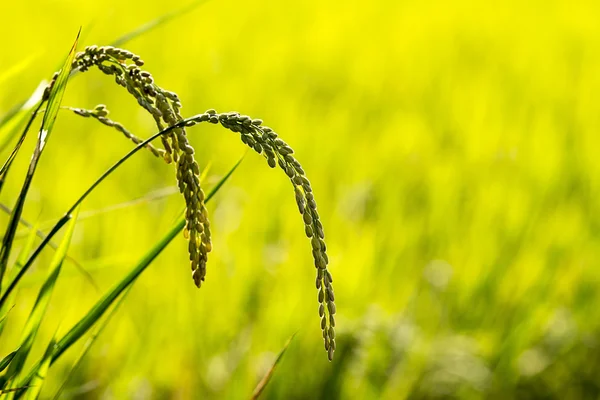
[16,157,243,396]
[0,115,226,309]
[12,223,40,274]
[0,225,38,338]
[0,205,96,290]
[0,30,80,292]
[0,91,45,195]
[51,286,132,400]
[0,387,31,396]
[0,350,17,373]
[251,333,297,400]
[0,305,15,332]
[2,208,79,391]
[0,83,46,157]
[22,333,57,400]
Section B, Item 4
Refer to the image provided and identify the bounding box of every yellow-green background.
[1,0,600,398]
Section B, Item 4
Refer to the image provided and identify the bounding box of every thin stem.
[0,99,46,291]
[0,115,199,308]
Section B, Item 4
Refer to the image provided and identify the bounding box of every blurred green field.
[2,0,600,398]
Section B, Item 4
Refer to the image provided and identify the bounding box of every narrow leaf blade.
[17,157,243,393]
[22,334,57,400]
[51,287,132,400]
[0,30,80,291]
[3,208,79,388]
[0,350,17,373]
[251,333,297,400]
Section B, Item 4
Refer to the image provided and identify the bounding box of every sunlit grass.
[1,0,600,398]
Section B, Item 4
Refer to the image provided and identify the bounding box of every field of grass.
[1,0,600,398]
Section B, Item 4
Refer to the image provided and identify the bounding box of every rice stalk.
[2,40,336,362]
[14,158,243,397]
[0,206,95,289]
[0,30,79,293]
[1,208,79,393]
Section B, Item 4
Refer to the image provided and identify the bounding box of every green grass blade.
[0,224,38,338]
[0,204,96,291]
[0,115,221,310]
[0,305,14,327]
[0,30,79,292]
[0,305,15,339]
[251,333,297,400]
[22,333,57,400]
[51,286,132,400]
[2,208,79,390]
[54,217,184,361]
[0,387,30,396]
[0,83,46,156]
[11,223,40,275]
[111,0,208,47]
[15,157,243,395]
[51,158,242,362]
[0,99,45,195]
[0,351,17,373]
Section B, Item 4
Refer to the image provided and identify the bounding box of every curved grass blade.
[0,82,47,157]
[11,223,39,274]
[2,208,79,392]
[52,164,211,400]
[51,286,132,400]
[0,96,45,195]
[251,333,297,400]
[22,333,57,400]
[15,157,243,396]
[0,114,217,309]
[0,204,96,290]
[111,0,208,47]
[0,387,30,396]
[0,304,14,328]
[0,224,38,338]
[38,163,212,229]
[51,157,242,362]
[0,304,15,340]
[0,350,17,374]
[0,30,79,292]
[0,223,38,339]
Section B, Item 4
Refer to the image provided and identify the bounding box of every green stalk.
[0,116,198,308]
[15,156,243,397]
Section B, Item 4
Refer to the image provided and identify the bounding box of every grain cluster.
[69,46,336,360]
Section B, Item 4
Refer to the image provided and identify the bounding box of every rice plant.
[0,34,335,398]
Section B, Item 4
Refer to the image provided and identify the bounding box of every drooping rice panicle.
[65,46,335,360]
[72,46,211,288]
[216,112,336,360]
